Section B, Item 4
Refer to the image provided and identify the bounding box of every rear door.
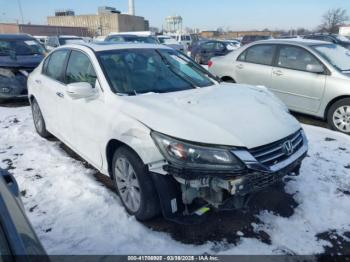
[269,45,326,113]
[234,44,276,87]
[35,49,70,135]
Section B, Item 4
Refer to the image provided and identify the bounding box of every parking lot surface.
[0,103,349,255]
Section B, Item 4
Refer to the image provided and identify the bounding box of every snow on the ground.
[0,106,349,255]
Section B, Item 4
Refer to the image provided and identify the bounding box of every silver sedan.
[209,39,350,134]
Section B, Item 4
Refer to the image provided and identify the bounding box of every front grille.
[246,172,283,191]
[249,130,304,167]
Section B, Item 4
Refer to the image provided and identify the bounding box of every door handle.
[35,79,42,84]
[236,64,244,69]
[273,70,283,76]
[56,92,64,98]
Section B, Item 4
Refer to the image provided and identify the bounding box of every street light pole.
[17,0,24,24]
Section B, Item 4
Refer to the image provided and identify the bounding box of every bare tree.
[320,8,349,33]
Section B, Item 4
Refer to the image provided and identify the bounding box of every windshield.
[158,37,179,45]
[98,49,214,95]
[108,35,159,44]
[59,38,85,45]
[312,44,350,72]
[0,38,45,56]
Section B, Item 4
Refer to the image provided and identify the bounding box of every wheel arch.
[324,95,350,120]
[221,76,236,83]
[106,139,143,180]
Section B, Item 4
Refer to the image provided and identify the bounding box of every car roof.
[0,34,34,40]
[61,42,171,52]
[107,34,150,38]
[252,38,330,46]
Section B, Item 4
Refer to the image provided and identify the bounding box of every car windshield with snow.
[27,42,308,223]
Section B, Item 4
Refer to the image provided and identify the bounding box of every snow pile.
[0,106,349,255]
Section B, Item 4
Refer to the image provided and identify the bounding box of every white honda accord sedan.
[28,43,308,222]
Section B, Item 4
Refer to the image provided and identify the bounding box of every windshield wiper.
[156,51,197,89]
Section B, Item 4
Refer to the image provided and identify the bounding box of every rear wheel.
[112,146,160,221]
[327,98,350,134]
[31,99,51,138]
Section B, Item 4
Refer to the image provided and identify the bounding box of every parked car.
[191,40,233,65]
[105,34,159,44]
[241,35,272,45]
[303,33,350,49]
[176,34,193,49]
[222,39,241,49]
[28,42,308,223]
[0,168,47,257]
[208,39,350,134]
[157,35,185,52]
[46,35,85,51]
[0,34,46,103]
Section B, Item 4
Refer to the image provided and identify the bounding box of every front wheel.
[112,146,160,221]
[31,99,51,138]
[327,98,350,135]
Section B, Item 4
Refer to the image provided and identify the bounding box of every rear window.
[238,44,275,65]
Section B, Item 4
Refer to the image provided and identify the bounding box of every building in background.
[200,30,277,39]
[339,25,350,36]
[0,23,89,36]
[47,7,149,36]
[164,16,183,33]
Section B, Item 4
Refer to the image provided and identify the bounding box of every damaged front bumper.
[0,68,32,100]
[150,129,308,224]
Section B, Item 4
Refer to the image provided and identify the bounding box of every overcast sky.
[0,0,349,31]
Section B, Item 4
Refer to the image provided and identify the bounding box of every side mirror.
[66,82,95,99]
[306,64,324,74]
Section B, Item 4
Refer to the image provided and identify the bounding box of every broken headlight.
[151,131,245,171]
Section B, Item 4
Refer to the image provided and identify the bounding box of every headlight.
[151,131,245,171]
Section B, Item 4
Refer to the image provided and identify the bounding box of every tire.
[31,99,51,138]
[112,146,160,221]
[327,98,350,135]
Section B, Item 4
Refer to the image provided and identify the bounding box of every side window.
[277,45,322,71]
[215,42,226,51]
[42,56,51,74]
[238,45,275,65]
[44,50,69,81]
[202,42,215,51]
[65,51,97,87]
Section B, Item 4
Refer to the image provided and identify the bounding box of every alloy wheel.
[333,105,350,133]
[32,102,44,132]
[114,157,141,212]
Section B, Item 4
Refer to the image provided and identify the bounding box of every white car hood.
[120,83,301,149]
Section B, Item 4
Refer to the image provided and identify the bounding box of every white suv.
[28,43,308,222]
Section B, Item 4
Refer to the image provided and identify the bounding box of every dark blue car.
[190,40,232,65]
[0,34,46,103]
[0,168,47,259]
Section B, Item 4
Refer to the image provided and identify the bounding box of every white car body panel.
[28,43,302,177]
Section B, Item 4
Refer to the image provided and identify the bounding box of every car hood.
[120,84,301,149]
[0,55,44,68]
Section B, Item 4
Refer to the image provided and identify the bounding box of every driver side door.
[63,50,104,168]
